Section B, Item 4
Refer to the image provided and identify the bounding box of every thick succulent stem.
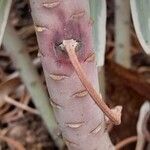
[30,0,115,149]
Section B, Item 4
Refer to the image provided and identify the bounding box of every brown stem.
[63,39,122,125]
[115,136,137,150]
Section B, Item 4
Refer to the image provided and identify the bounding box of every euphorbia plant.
[29,0,122,149]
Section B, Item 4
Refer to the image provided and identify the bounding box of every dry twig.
[63,39,122,125]
[0,134,25,150]
[4,95,39,115]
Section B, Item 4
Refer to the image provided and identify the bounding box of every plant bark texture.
[30,0,114,149]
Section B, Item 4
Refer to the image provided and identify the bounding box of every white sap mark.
[84,53,95,62]
[34,25,47,32]
[66,122,84,129]
[90,122,102,134]
[71,10,85,19]
[43,1,60,8]
[49,74,68,81]
[73,90,88,98]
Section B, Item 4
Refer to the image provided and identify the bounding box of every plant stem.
[89,0,107,67]
[89,0,107,99]
[130,0,150,54]
[115,0,131,68]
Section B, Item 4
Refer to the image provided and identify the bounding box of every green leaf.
[0,0,12,46]
[89,0,106,66]
[130,0,150,54]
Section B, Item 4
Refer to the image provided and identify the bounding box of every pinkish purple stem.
[30,0,115,149]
